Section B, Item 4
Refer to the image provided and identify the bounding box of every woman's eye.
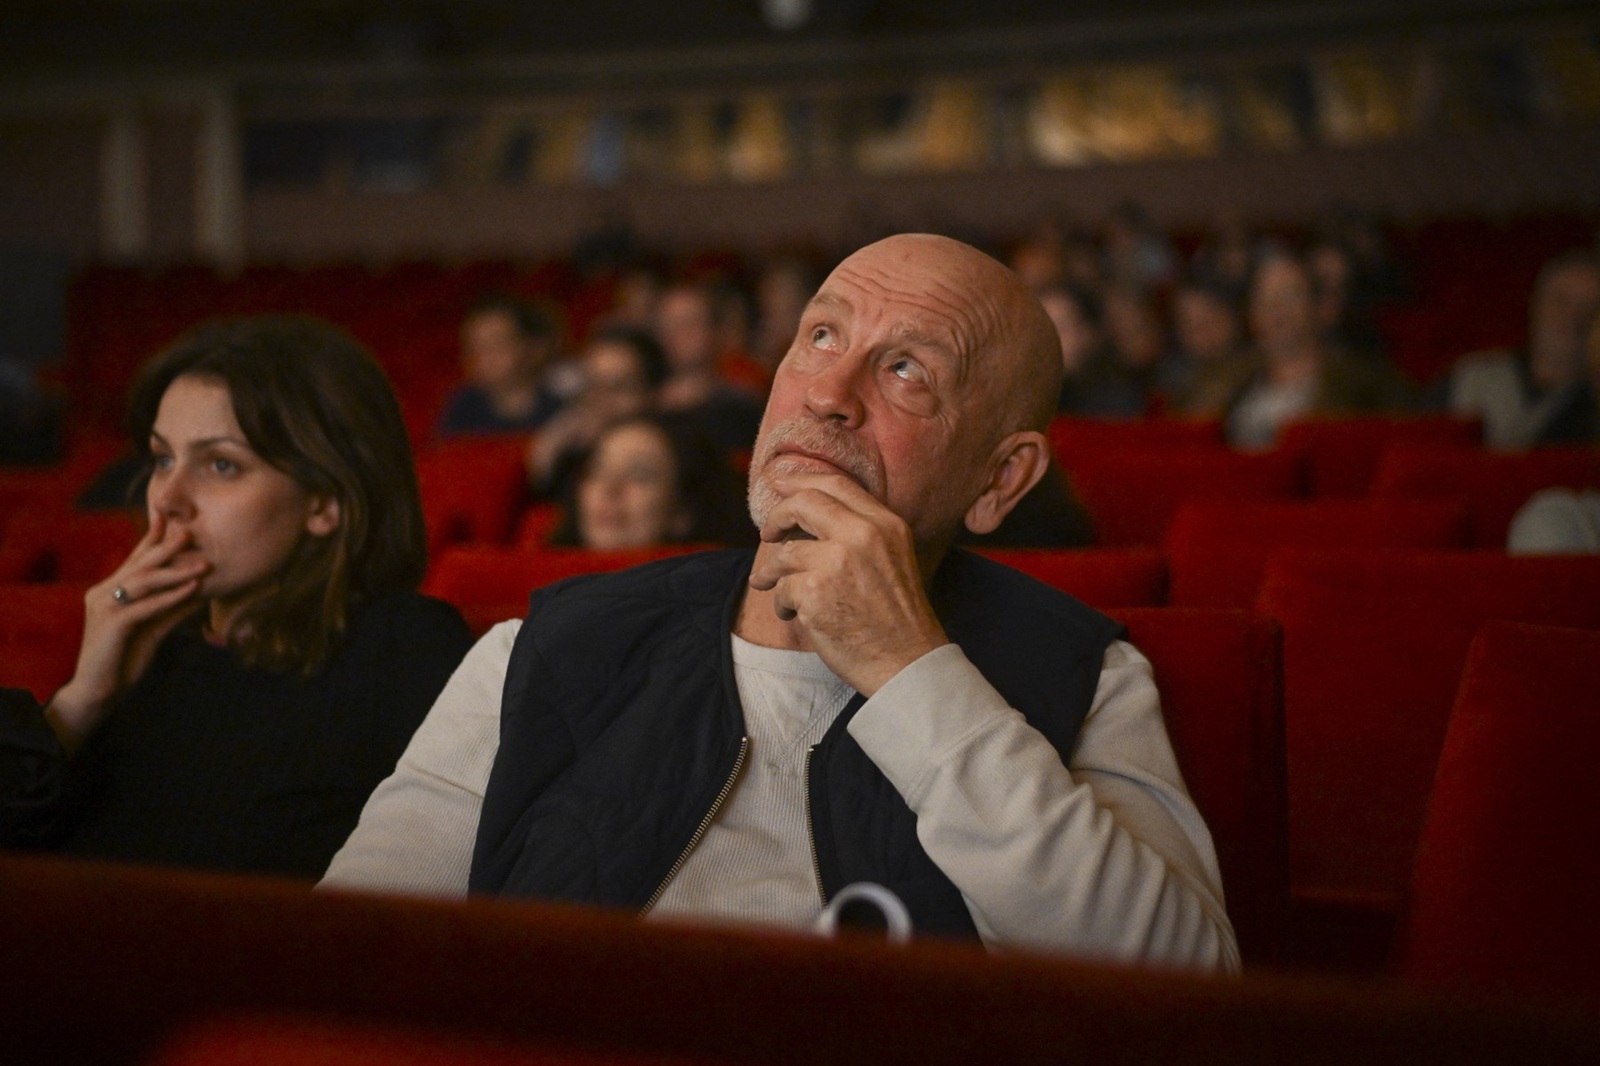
[212,458,238,474]
[150,453,173,471]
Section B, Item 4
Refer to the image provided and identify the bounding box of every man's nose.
[803,350,867,426]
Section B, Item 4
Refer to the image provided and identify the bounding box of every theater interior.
[2,1,1599,1063]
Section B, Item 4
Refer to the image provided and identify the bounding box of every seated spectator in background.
[546,413,754,551]
[526,326,668,499]
[709,276,772,397]
[437,293,567,437]
[1163,272,1247,410]
[1443,251,1600,449]
[1,315,473,878]
[655,280,765,452]
[752,255,818,375]
[1181,250,1413,447]
[1039,283,1145,418]
[1102,200,1177,289]
[1507,487,1600,554]
[323,232,1237,973]
[1101,282,1182,410]
[1306,207,1409,361]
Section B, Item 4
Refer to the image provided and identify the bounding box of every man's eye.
[811,326,833,347]
[889,358,920,381]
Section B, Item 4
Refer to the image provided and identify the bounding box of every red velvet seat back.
[8,853,1594,1066]
[0,509,143,583]
[0,582,88,701]
[1110,608,1288,967]
[1370,445,1600,547]
[421,546,706,636]
[1399,621,1600,1005]
[1255,550,1600,920]
[1275,416,1481,498]
[1165,499,1470,609]
[415,437,534,551]
[973,547,1167,607]
[1047,416,1226,464]
[1062,449,1306,547]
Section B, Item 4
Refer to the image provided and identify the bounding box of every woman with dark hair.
[1,315,473,878]
[548,413,754,551]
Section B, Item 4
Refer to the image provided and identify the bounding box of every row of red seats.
[6,420,1594,571]
[3,547,1597,986]
[2,617,1595,1066]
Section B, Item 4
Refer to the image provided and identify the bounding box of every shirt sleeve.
[845,639,1240,974]
[318,620,519,898]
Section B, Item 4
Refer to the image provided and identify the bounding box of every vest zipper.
[639,736,748,915]
[804,744,826,904]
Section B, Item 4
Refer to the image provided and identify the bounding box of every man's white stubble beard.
[746,418,884,531]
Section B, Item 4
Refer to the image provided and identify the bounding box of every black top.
[0,591,472,879]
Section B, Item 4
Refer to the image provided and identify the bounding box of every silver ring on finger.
[111,585,132,605]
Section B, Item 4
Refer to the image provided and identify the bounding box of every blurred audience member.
[548,413,754,551]
[752,254,818,374]
[710,276,771,397]
[1164,272,1247,409]
[1101,282,1181,408]
[1443,250,1600,449]
[1182,250,1413,447]
[1507,487,1600,554]
[1102,201,1177,289]
[527,326,668,499]
[437,293,566,438]
[655,280,764,452]
[1039,283,1145,418]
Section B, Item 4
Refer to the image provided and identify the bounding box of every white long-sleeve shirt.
[321,622,1239,974]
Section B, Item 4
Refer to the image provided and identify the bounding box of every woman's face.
[145,375,339,632]
[577,423,688,551]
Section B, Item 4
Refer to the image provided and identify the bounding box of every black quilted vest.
[470,548,1122,939]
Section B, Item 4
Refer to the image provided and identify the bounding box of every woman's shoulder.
[343,591,473,656]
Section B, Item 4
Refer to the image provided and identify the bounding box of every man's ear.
[305,495,342,538]
[964,431,1052,536]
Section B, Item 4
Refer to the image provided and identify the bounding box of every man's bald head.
[749,233,1063,559]
[841,234,1063,439]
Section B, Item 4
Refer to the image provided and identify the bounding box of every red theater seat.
[1110,608,1288,967]
[415,437,534,550]
[1255,550,1600,968]
[0,582,88,701]
[1370,445,1600,547]
[1276,416,1482,498]
[1063,448,1305,547]
[0,509,143,583]
[422,546,706,636]
[1046,416,1226,466]
[974,548,1167,607]
[1165,499,1470,609]
[1399,621,1600,1005]
[7,853,1595,1066]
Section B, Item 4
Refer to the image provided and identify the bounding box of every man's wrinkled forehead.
[808,260,989,355]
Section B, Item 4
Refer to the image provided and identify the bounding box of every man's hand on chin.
[747,470,949,696]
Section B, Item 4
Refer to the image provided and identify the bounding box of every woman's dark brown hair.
[127,315,427,674]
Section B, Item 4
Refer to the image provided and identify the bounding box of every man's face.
[1531,263,1600,363]
[747,238,1009,552]
[461,310,536,390]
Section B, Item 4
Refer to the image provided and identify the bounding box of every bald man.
[324,235,1238,973]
